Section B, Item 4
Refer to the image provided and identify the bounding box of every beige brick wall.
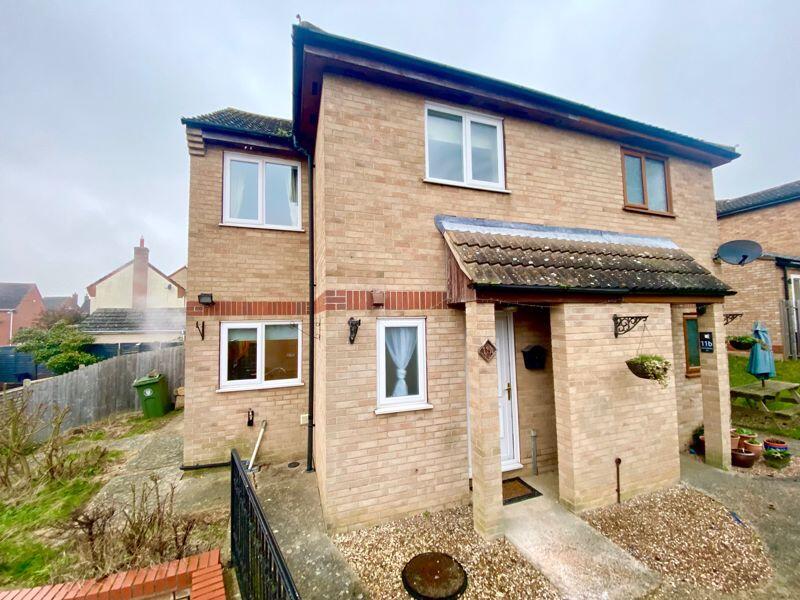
[550,303,680,511]
[184,144,311,465]
[719,203,800,350]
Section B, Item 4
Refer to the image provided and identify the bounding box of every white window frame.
[222,152,302,231]
[219,320,303,392]
[424,102,507,192]
[376,317,431,414]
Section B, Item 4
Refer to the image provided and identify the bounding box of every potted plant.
[764,438,789,452]
[731,448,757,468]
[626,355,671,388]
[742,436,763,458]
[764,449,792,469]
[736,428,757,448]
[727,335,759,351]
[692,425,704,455]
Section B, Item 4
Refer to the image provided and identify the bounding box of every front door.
[496,312,522,471]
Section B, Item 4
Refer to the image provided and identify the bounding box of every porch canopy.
[435,215,732,305]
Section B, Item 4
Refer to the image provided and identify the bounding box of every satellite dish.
[715,240,763,266]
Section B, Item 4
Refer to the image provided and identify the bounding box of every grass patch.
[0,478,101,586]
[122,410,179,438]
[729,355,800,440]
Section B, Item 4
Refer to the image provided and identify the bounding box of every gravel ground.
[333,505,559,599]
[583,485,771,593]
[733,456,800,479]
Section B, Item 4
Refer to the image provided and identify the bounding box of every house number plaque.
[699,331,714,353]
[478,340,497,362]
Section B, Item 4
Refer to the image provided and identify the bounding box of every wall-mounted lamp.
[198,292,215,306]
[348,317,361,344]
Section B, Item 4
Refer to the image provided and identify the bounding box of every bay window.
[223,153,301,230]
[376,318,430,413]
[425,103,505,191]
[220,321,302,390]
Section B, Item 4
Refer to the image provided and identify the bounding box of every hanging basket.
[626,360,653,380]
[625,355,671,387]
[729,338,756,351]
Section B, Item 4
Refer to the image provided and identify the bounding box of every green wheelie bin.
[132,372,171,418]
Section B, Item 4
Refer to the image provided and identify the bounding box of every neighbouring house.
[181,23,740,538]
[718,180,800,356]
[81,238,186,344]
[0,282,44,345]
[169,266,188,289]
[43,293,81,313]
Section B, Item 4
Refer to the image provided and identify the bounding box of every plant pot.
[696,435,705,455]
[730,340,755,351]
[732,448,757,468]
[730,434,740,449]
[765,454,792,469]
[626,360,653,380]
[742,440,763,458]
[764,438,789,452]
[738,434,757,449]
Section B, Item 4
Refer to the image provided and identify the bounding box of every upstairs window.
[223,153,301,230]
[683,314,701,376]
[220,321,302,390]
[621,148,672,214]
[425,104,505,190]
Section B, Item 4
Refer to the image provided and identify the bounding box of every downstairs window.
[220,321,301,390]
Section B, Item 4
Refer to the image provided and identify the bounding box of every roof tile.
[717,179,800,217]
[181,107,292,140]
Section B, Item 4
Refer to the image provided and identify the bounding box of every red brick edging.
[0,549,224,600]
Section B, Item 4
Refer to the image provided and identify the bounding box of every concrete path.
[255,461,365,599]
[504,472,660,600]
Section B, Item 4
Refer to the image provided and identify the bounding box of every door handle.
[506,383,512,401]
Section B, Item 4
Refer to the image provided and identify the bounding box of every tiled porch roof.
[436,215,731,296]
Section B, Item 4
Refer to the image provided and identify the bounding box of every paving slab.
[504,472,660,600]
[255,460,364,599]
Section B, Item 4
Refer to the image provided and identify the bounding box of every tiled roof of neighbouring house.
[0,282,35,309]
[181,107,293,140]
[717,179,800,217]
[43,296,71,311]
[80,308,185,333]
[435,215,732,296]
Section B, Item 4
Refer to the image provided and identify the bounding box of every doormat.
[502,477,542,505]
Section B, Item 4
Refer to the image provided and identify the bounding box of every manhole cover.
[287,461,300,469]
[401,552,467,600]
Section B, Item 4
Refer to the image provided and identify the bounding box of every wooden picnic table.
[730,380,800,416]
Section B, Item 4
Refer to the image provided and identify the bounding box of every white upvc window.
[219,321,302,391]
[376,318,430,414]
[223,152,302,231]
[424,102,506,191]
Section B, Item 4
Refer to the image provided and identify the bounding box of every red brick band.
[186,300,309,317]
[317,290,448,312]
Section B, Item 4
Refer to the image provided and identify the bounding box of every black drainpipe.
[294,137,315,473]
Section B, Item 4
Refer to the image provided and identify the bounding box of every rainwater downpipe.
[294,136,315,473]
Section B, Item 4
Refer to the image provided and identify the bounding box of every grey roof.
[43,296,71,311]
[0,283,36,309]
[181,108,293,140]
[436,215,731,296]
[717,179,800,217]
[80,308,185,333]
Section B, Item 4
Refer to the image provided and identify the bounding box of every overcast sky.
[1,1,798,296]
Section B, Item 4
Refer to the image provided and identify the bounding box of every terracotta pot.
[738,434,757,449]
[730,434,740,449]
[742,439,763,458]
[764,438,789,452]
[732,448,757,468]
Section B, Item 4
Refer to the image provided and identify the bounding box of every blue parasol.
[747,321,776,387]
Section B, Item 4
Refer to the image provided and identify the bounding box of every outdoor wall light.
[348,317,361,344]
[198,292,215,306]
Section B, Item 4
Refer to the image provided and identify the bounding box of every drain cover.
[401,552,467,600]
[287,461,300,469]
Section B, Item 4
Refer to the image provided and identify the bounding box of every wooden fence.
[1,345,184,433]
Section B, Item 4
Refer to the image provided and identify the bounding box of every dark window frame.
[682,313,701,377]
[621,147,674,216]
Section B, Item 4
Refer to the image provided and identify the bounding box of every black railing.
[231,449,300,600]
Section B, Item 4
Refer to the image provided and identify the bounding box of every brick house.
[182,23,740,537]
[0,282,44,346]
[718,180,800,355]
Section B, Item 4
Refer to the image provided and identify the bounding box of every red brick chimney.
[132,236,149,309]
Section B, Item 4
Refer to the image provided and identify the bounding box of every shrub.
[12,322,97,375]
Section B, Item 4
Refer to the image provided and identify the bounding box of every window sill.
[217,380,304,393]
[685,371,701,379]
[423,178,511,194]
[374,402,433,415]
[219,222,305,233]
[622,206,676,218]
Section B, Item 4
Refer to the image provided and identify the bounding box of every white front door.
[496,312,522,471]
